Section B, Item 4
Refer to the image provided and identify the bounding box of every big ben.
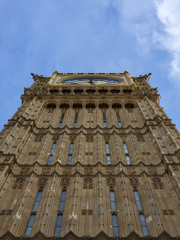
[0,70,180,240]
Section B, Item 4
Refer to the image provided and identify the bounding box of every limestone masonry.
[0,71,180,240]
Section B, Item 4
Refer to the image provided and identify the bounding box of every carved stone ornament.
[12,176,25,189]
[106,168,115,175]
[51,236,60,240]
[129,176,138,187]
[81,209,93,215]
[42,168,51,175]
[84,167,93,175]
[37,176,48,187]
[152,176,164,189]
[104,135,110,141]
[48,108,54,113]
[0,210,6,215]
[20,236,29,240]
[61,176,70,187]
[169,209,175,215]
[53,134,59,141]
[86,135,93,142]
[144,236,153,240]
[20,167,30,174]
[0,210,12,215]
[83,177,93,189]
[82,236,91,240]
[172,165,178,172]
[106,176,115,187]
[70,134,76,141]
[4,155,12,163]
[113,236,121,240]
[63,167,72,175]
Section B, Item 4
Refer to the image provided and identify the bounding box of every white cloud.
[111,0,180,84]
[153,0,180,82]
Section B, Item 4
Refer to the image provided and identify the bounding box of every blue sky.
[0,0,180,131]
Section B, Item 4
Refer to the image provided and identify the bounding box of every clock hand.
[89,78,96,85]
[89,79,93,85]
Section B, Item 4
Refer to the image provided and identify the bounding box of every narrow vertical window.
[69,143,74,153]
[51,143,56,153]
[33,190,43,211]
[106,143,111,164]
[25,190,43,236]
[123,143,128,153]
[110,190,116,210]
[67,155,72,165]
[116,113,122,128]
[54,190,67,236]
[112,214,119,236]
[126,155,131,165]
[58,113,65,128]
[47,155,53,165]
[73,113,78,128]
[123,142,131,165]
[106,155,111,164]
[110,190,119,235]
[139,214,149,236]
[103,113,107,128]
[67,143,74,164]
[54,214,63,236]
[47,143,56,165]
[59,190,66,210]
[25,214,36,237]
[106,143,110,153]
[134,190,149,236]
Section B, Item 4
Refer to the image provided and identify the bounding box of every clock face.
[58,78,123,85]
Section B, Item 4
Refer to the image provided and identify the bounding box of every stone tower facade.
[0,71,180,240]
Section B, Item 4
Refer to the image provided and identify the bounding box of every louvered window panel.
[112,214,119,235]
[55,191,67,235]
[107,155,111,164]
[69,143,74,153]
[116,113,122,128]
[51,143,56,153]
[54,214,63,236]
[33,191,42,211]
[118,122,122,128]
[140,214,149,236]
[103,113,107,128]
[106,143,110,153]
[123,143,128,153]
[25,214,36,237]
[116,113,121,121]
[74,113,78,121]
[67,155,72,164]
[47,155,53,165]
[59,190,66,211]
[126,155,131,165]
[110,190,116,210]
[134,191,149,236]
[73,113,78,128]
[134,191,143,211]
[60,113,65,120]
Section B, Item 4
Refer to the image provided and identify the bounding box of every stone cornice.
[8,169,168,179]
[1,151,180,173]
[6,115,174,136]
[21,88,159,99]
[0,229,176,240]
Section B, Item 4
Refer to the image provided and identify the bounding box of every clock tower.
[0,70,180,240]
